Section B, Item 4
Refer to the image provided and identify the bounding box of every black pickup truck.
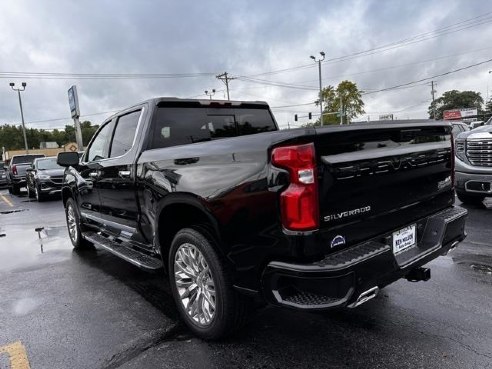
[57,98,467,339]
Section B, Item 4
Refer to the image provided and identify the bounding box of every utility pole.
[9,82,29,153]
[205,89,216,100]
[339,95,343,125]
[216,72,235,100]
[431,81,437,119]
[310,52,325,125]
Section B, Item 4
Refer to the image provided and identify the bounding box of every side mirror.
[57,152,80,167]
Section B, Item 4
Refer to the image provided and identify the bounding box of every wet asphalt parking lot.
[0,188,491,369]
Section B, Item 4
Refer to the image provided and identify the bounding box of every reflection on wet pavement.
[0,224,71,272]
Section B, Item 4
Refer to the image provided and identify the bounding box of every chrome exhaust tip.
[347,286,379,308]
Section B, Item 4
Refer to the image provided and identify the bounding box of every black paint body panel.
[61,98,466,307]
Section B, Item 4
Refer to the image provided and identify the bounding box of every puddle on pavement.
[0,224,72,272]
[470,263,492,275]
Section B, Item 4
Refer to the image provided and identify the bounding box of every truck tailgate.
[314,123,454,250]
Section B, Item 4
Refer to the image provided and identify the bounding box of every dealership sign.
[68,85,80,119]
[443,108,477,120]
[379,114,394,121]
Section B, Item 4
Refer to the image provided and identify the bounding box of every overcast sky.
[0,0,491,130]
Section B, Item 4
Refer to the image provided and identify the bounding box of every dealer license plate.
[392,224,416,254]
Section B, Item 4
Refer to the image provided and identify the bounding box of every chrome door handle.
[118,170,131,178]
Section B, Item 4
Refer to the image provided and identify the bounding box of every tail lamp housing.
[271,143,319,231]
[12,165,18,175]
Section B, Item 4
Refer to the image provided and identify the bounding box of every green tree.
[310,80,365,126]
[428,90,483,120]
[80,120,99,146]
[0,121,99,151]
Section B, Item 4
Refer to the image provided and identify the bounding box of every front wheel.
[65,198,91,249]
[27,184,35,198]
[35,185,45,202]
[169,225,251,340]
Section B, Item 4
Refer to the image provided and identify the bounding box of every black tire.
[35,185,45,202]
[457,192,485,205]
[65,198,91,249]
[27,184,35,198]
[11,184,20,195]
[8,186,13,194]
[168,225,251,340]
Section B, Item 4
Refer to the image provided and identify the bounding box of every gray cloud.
[0,0,491,130]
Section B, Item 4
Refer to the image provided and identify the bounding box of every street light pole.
[205,89,216,100]
[310,51,325,125]
[10,82,29,154]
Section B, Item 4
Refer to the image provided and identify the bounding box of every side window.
[110,110,141,157]
[86,120,115,162]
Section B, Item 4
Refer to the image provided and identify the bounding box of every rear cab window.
[11,155,45,164]
[149,103,277,149]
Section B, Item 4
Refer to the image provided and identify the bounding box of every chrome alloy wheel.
[174,243,216,326]
[67,204,78,243]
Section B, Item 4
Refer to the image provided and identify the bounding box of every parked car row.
[454,118,492,205]
[5,154,45,194]
[0,160,7,188]
[26,156,65,201]
[2,154,64,201]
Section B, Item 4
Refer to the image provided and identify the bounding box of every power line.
[362,57,492,95]
[6,57,491,128]
[240,12,492,78]
[270,102,316,109]
[235,46,492,91]
[0,72,216,80]
[322,16,492,65]
[236,76,318,91]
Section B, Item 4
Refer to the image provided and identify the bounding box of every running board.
[82,231,163,271]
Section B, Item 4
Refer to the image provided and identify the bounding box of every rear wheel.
[168,225,251,340]
[11,184,20,195]
[65,198,91,249]
[457,192,485,205]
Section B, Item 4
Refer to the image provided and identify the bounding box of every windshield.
[11,155,45,164]
[37,158,62,170]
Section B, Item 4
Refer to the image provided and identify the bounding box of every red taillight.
[12,165,17,175]
[271,143,319,231]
